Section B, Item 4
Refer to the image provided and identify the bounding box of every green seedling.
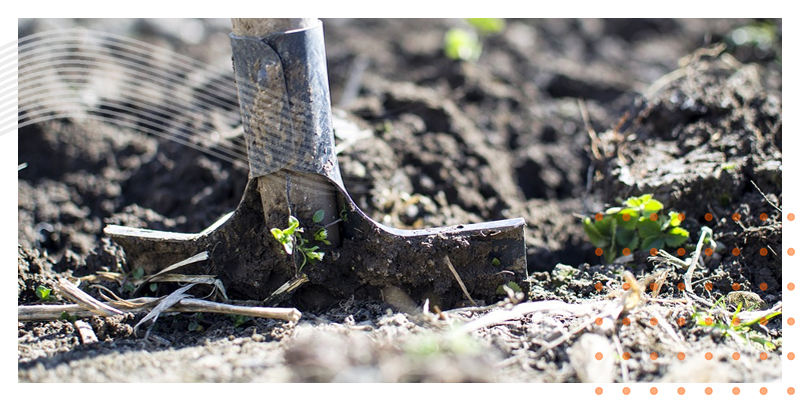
[444,18,505,62]
[271,213,327,273]
[583,194,690,262]
[693,302,781,350]
[231,314,251,328]
[496,281,522,295]
[35,285,52,301]
[60,311,77,323]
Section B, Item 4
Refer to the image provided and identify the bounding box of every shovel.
[105,18,527,308]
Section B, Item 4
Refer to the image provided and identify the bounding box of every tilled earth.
[18,18,782,383]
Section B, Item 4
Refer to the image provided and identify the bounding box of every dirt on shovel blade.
[18,18,782,384]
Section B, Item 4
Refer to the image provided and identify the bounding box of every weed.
[59,311,77,323]
[35,285,52,301]
[231,314,251,328]
[444,18,505,62]
[271,212,328,273]
[692,302,781,350]
[583,194,690,262]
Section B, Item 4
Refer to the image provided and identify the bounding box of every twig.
[751,180,781,213]
[684,227,712,294]
[55,278,123,317]
[578,98,603,160]
[18,297,302,323]
[444,255,476,306]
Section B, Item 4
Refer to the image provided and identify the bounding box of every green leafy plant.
[270,213,328,273]
[59,311,77,323]
[583,194,690,261]
[35,285,52,301]
[231,314,251,328]
[444,18,505,62]
[693,301,781,350]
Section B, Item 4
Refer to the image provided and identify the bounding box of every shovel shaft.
[230,18,341,254]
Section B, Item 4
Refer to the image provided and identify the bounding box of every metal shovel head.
[105,173,527,308]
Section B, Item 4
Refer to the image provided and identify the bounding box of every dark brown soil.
[17,18,782,383]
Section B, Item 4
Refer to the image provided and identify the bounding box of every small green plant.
[35,285,52,301]
[583,194,690,261]
[59,311,77,323]
[693,302,781,350]
[270,213,328,272]
[444,18,505,62]
[231,314,251,328]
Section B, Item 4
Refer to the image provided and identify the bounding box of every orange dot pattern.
[622,214,631,221]
[586,209,793,398]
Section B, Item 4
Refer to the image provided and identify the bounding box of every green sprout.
[59,311,77,323]
[271,213,327,273]
[444,18,505,62]
[583,194,690,262]
[231,314,251,328]
[35,285,52,301]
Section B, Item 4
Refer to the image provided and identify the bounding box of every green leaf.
[615,209,640,230]
[314,228,331,245]
[641,236,665,251]
[664,227,690,247]
[496,281,522,295]
[668,211,683,227]
[444,28,482,62]
[637,218,662,238]
[615,228,638,249]
[583,218,609,247]
[59,311,77,322]
[285,215,300,235]
[642,199,664,213]
[491,258,500,267]
[35,285,52,301]
[149,283,158,293]
[466,18,505,34]
[133,267,145,280]
[312,210,325,224]
[624,194,652,208]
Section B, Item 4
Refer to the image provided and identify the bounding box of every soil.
[17,18,783,383]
